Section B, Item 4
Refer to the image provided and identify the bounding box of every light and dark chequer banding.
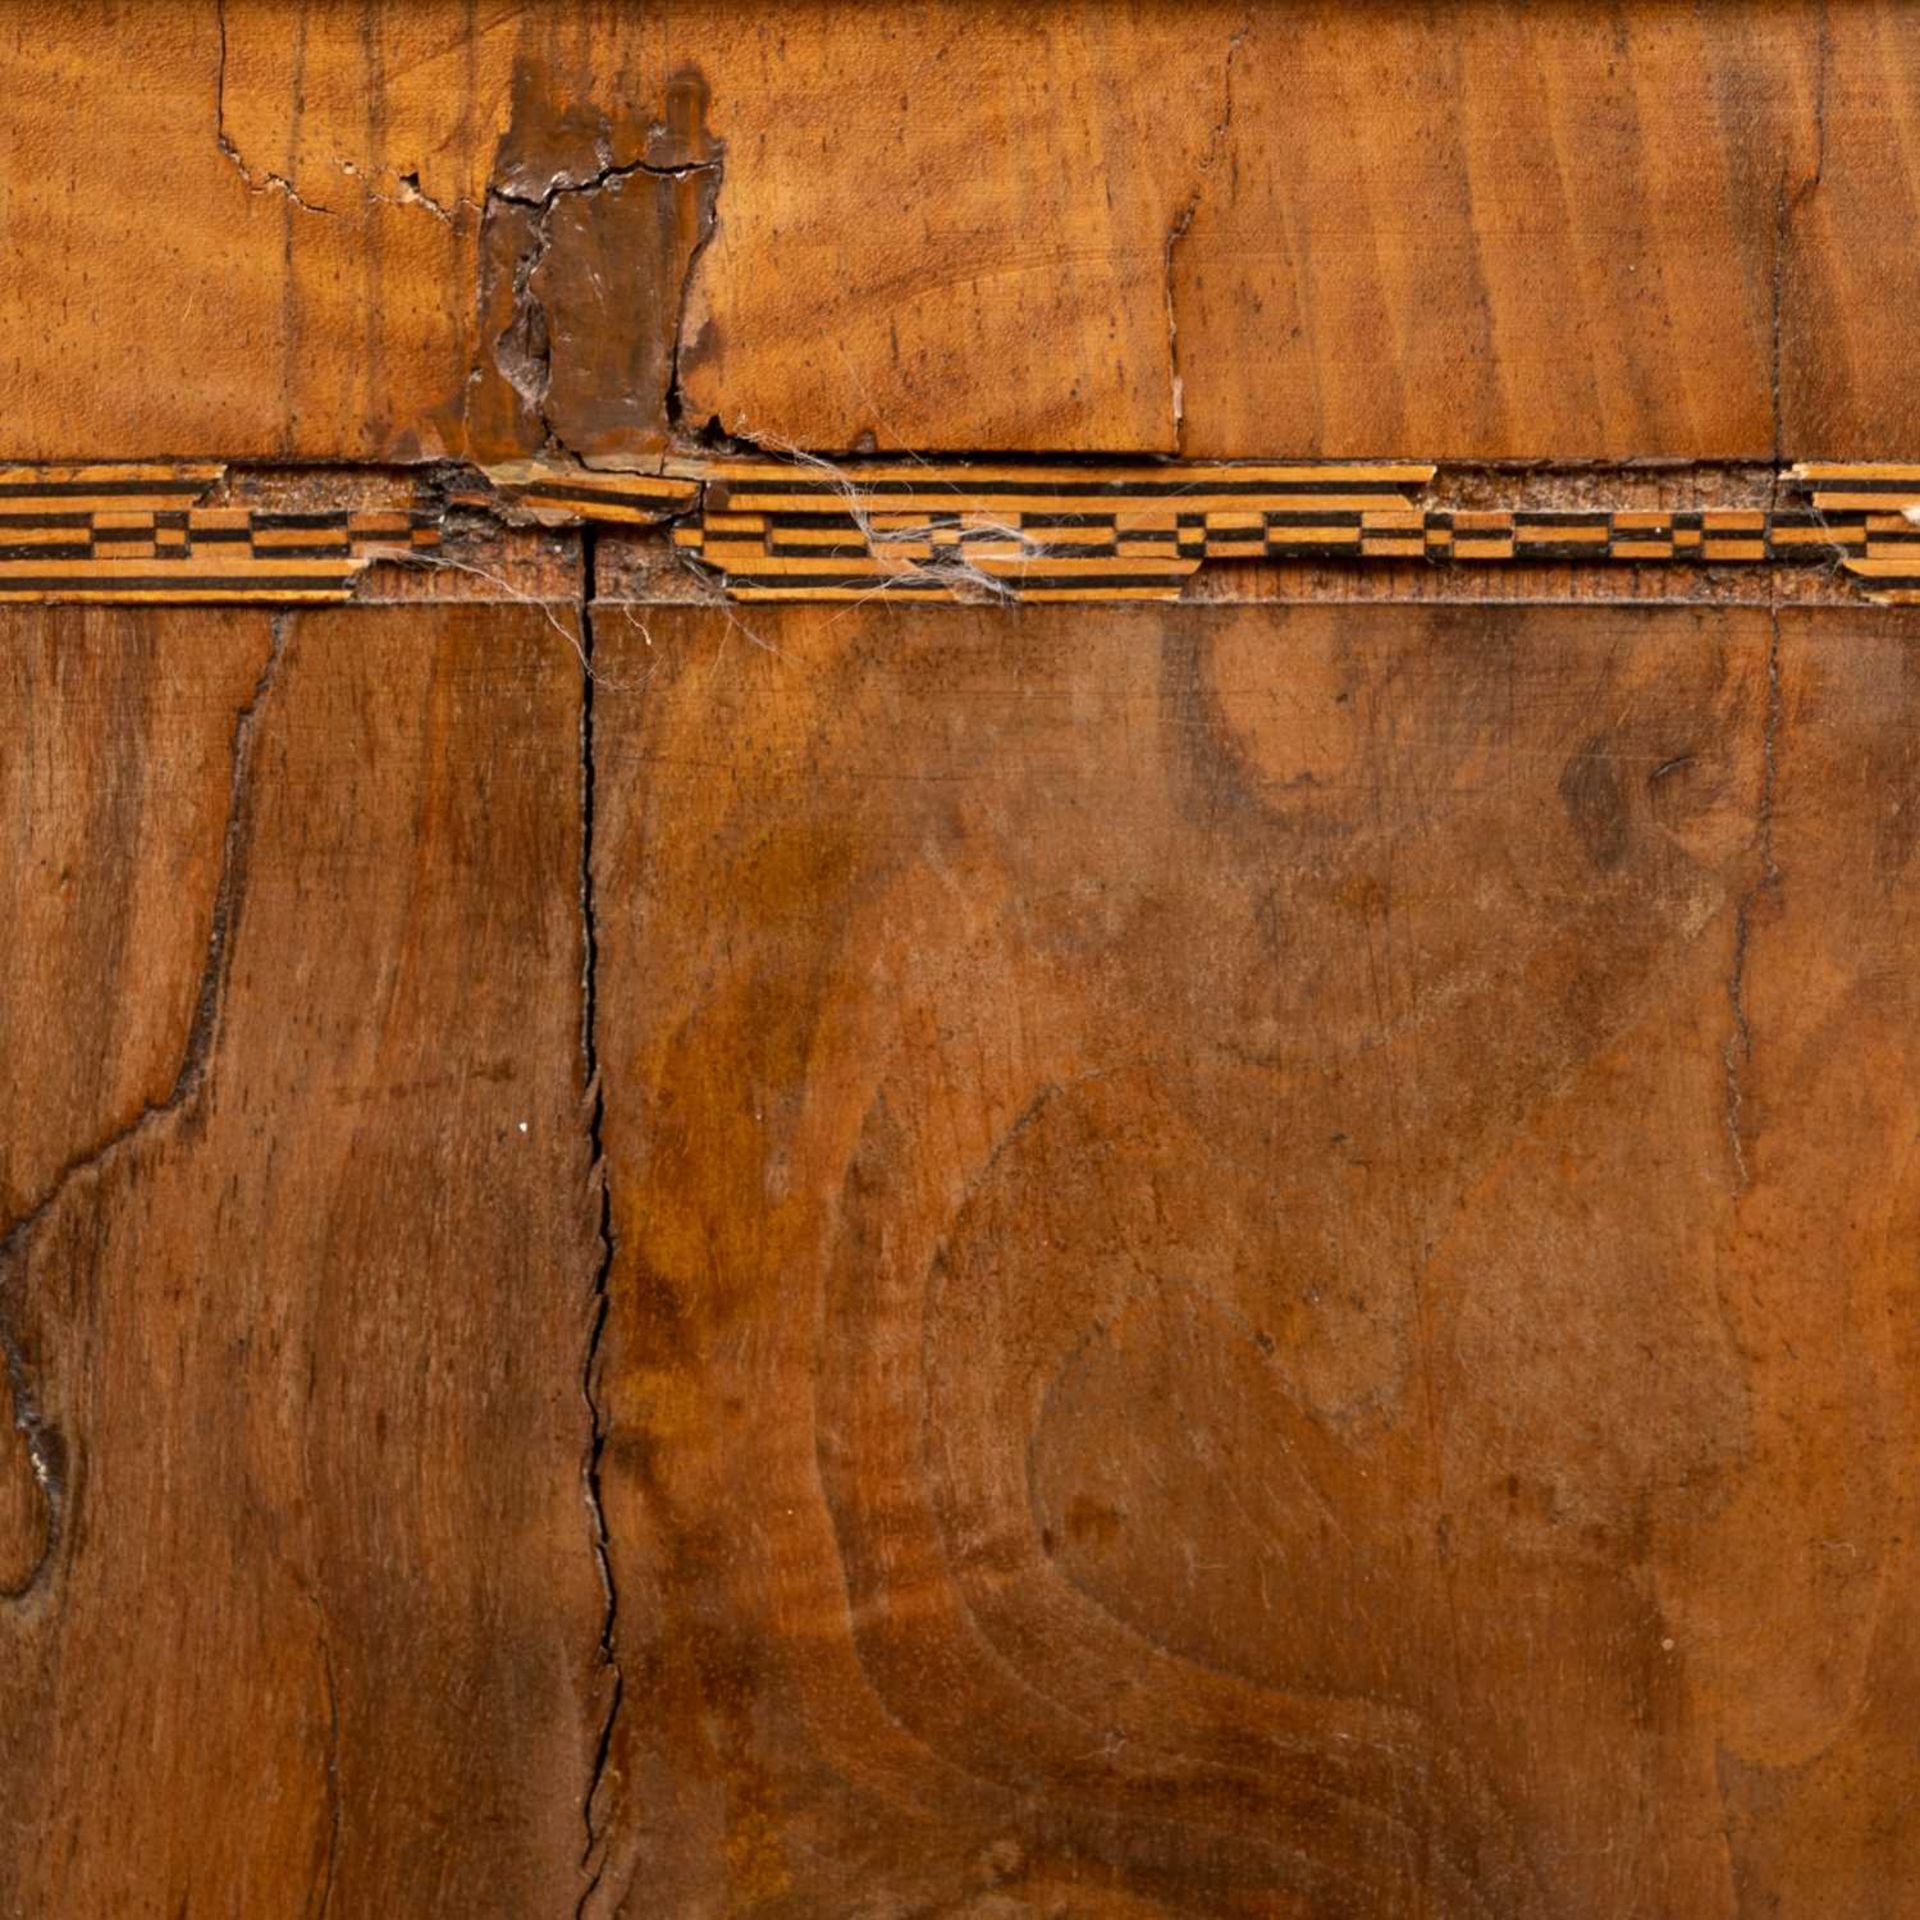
[6,459,1920,604]
[671,461,1437,600]
[502,456,1920,603]
[0,466,442,602]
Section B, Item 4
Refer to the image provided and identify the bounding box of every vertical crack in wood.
[1769,3,1829,478]
[1723,602,1784,1192]
[1768,174,1788,474]
[576,524,623,1912]
[213,0,336,216]
[1162,10,1250,454]
[0,611,290,1603]
[664,148,725,435]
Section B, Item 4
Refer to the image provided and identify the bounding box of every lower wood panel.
[6,595,1919,1914]
[588,600,1920,1916]
[0,603,604,1915]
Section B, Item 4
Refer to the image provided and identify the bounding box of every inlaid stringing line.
[1,461,1915,603]
[515,459,1920,605]
[0,466,442,602]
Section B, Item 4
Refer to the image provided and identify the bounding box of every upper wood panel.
[4,1,1914,461]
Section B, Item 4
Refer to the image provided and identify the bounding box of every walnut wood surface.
[8,1,1920,1914]
[580,599,1920,1916]
[0,604,604,1914]
[5,591,1919,1915]
[4,1,1918,460]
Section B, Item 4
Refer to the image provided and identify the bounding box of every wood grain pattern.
[6,2,1919,460]
[0,603,605,1914]
[584,598,1920,1915]
[12,1,1920,1911]
[1,607,275,1594]
[0,5,473,462]
[1169,2,1811,458]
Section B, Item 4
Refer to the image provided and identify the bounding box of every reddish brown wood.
[0,604,605,1914]
[5,2,1917,460]
[580,599,1920,1915]
[7,2,1920,1912]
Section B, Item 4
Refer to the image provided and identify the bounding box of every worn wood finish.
[583,599,1920,1915]
[6,2,1918,460]
[12,0,1920,1912]
[0,603,604,1914]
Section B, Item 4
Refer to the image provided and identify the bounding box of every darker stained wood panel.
[0,603,606,1915]
[2,1,1917,459]
[585,599,1920,1916]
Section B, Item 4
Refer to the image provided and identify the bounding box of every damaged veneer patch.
[463,65,723,466]
[482,461,701,527]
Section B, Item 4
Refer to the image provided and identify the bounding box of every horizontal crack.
[214,1,483,226]
[214,0,335,216]
[488,151,723,213]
